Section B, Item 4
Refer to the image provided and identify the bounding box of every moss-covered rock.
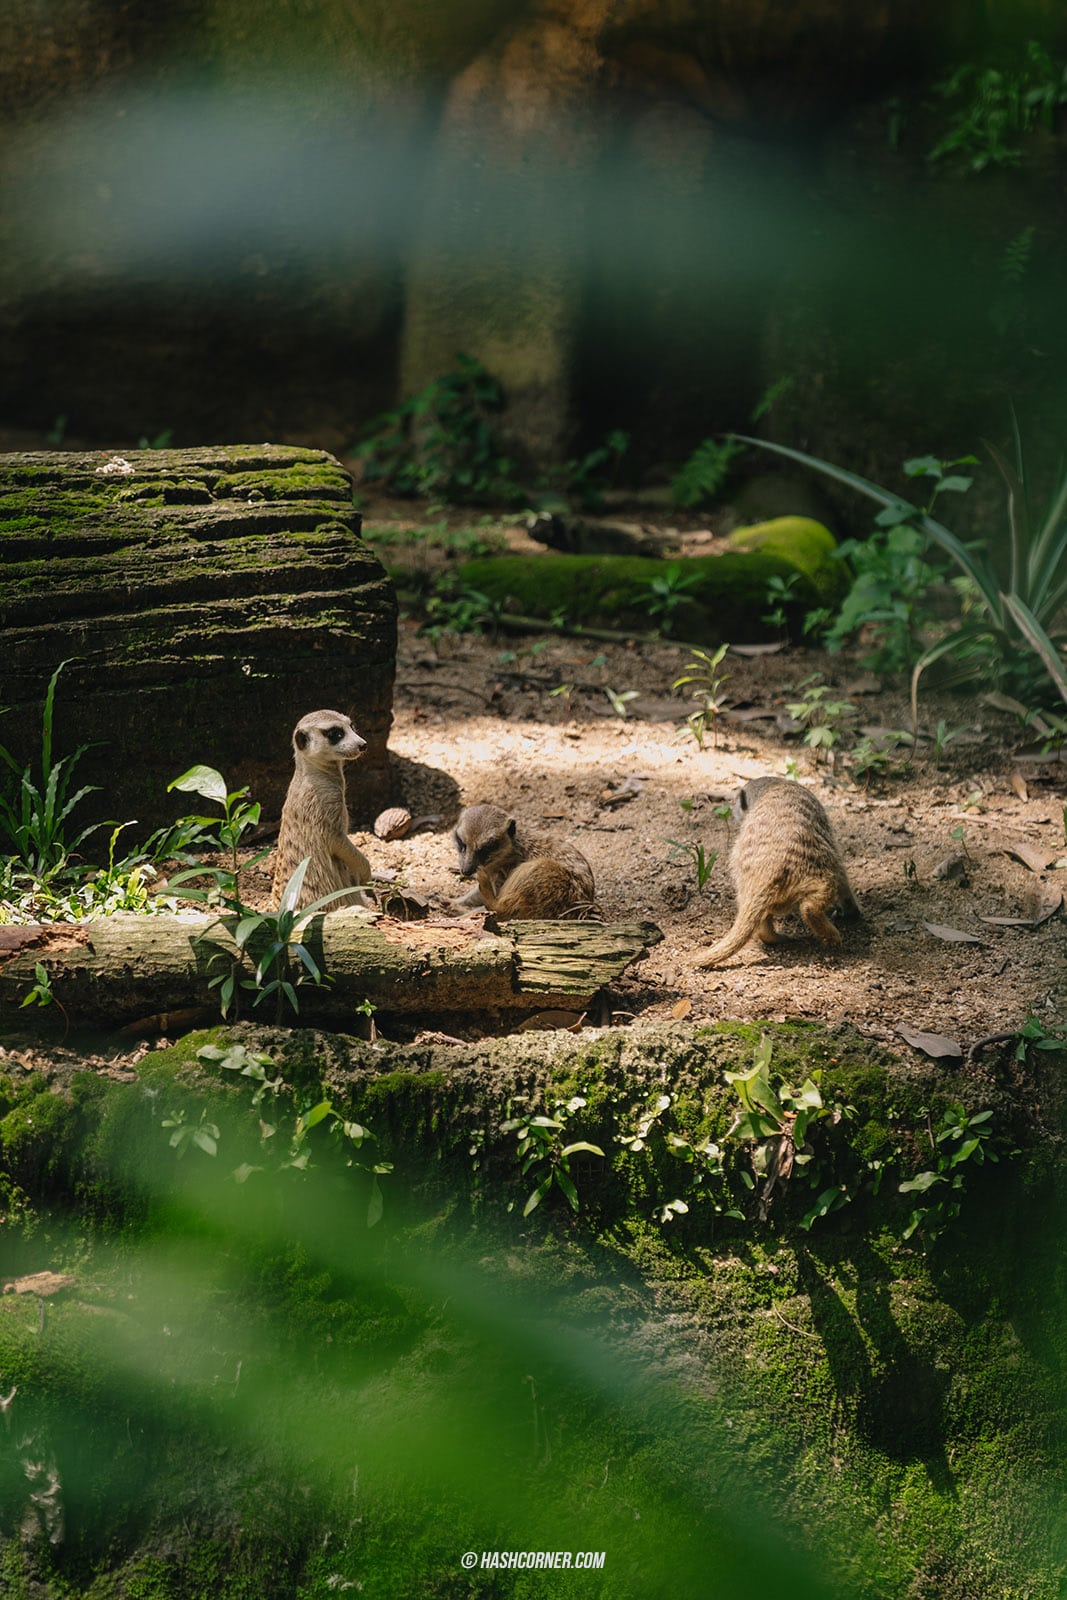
[0,1019,1064,1598]
[456,536,837,642]
[724,514,848,602]
[0,446,397,834]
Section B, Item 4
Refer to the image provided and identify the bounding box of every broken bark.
[0,910,663,1032]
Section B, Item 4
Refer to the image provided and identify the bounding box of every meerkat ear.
[295,730,309,751]
[507,818,517,840]
[738,787,750,811]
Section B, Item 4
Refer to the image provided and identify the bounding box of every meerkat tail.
[692,901,770,969]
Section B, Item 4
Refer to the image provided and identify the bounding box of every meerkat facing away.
[693,776,859,968]
[453,804,595,919]
[272,710,372,911]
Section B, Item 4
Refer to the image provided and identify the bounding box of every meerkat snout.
[293,716,366,762]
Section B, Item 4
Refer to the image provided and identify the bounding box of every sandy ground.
[330,617,1066,1058]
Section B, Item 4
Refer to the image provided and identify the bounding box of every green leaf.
[523,1177,553,1217]
[293,883,371,923]
[235,914,264,949]
[297,1101,333,1135]
[934,475,973,495]
[292,943,322,982]
[192,1129,218,1157]
[1001,593,1067,704]
[560,1142,605,1159]
[899,1170,941,1194]
[279,857,311,915]
[167,765,228,805]
[800,1186,847,1230]
[554,1169,580,1212]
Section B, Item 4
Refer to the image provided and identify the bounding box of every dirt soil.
[350,595,1065,1061]
[1,445,1061,1068]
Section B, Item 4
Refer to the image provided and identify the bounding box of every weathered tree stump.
[0,911,663,1031]
[0,445,396,837]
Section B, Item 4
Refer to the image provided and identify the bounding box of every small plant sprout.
[178,856,362,1023]
[421,583,502,647]
[848,730,910,787]
[899,1106,998,1244]
[500,1094,604,1217]
[162,1107,221,1160]
[0,660,106,885]
[673,644,731,749]
[195,1042,391,1225]
[167,764,263,885]
[725,1036,853,1227]
[932,719,966,765]
[666,839,718,894]
[604,687,639,720]
[21,962,69,1039]
[1012,1015,1066,1064]
[547,682,575,714]
[785,675,855,762]
[618,1092,741,1225]
[762,571,801,633]
[645,563,703,630]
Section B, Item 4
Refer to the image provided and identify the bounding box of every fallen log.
[0,910,663,1032]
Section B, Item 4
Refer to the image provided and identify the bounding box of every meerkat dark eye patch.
[325,726,345,744]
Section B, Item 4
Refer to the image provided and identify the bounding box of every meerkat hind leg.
[800,899,843,946]
[755,915,779,945]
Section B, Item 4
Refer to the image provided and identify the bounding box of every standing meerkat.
[272,710,372,910]
[453,804,595,919]
[693,776,859,969]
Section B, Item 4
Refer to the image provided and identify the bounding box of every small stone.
[931,853,969,884]
[374,807,413,841]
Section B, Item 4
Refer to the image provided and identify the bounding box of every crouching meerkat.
[272,710,372,910]
[453,804,595,919]
[693,776,859,968]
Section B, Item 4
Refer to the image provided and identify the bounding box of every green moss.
[456,549,826,641]
[0,1090,81,1194]
[222,465,351,500]
[0,1021,1062,1597]
[724,515,849,602]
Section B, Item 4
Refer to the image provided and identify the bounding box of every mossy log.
[0,911,663,1031]
[457,517,845,643]
[0,446,397,835]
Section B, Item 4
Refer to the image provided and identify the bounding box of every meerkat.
[693,776,860,968]
[272,710,372,911]
[453,804,595,919]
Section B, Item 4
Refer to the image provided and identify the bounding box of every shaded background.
[1,0,1066,482]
